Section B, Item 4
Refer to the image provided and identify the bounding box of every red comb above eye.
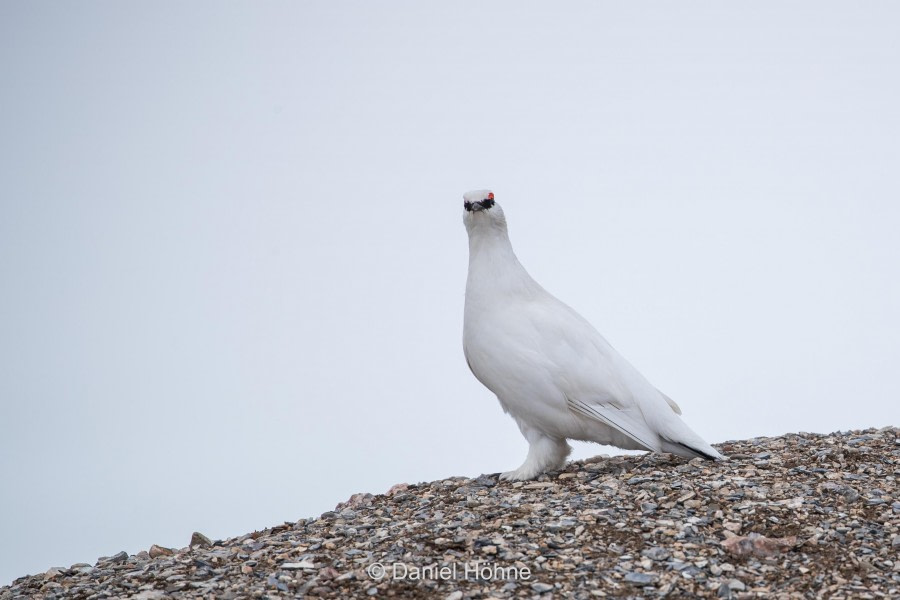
[488,192,494,200]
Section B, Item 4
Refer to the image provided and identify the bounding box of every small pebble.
[624,571,658,584]
[190,532,213,548]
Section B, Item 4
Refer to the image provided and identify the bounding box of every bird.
[461,189,723,481]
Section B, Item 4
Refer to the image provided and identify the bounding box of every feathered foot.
[500,432,570,481]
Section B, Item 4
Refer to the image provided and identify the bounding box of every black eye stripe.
[464,197,495,212]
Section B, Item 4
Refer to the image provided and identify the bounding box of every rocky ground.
[3,427,898,599]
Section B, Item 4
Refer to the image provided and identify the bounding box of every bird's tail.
[655,410,725,460]
[660,438,723,461]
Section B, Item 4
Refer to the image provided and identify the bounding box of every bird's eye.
[488,192,494,200]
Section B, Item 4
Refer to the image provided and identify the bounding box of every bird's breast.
[464,303,559,393]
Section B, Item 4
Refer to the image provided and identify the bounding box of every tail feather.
[661,438,724,461]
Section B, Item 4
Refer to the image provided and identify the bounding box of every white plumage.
[461,190,723,481]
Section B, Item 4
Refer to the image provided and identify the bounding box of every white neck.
[465,220,543,304]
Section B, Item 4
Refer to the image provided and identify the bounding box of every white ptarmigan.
[462,190,723,481]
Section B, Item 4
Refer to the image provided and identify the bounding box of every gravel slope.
[3,427,898,599]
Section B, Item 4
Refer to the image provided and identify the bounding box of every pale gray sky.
[2,1,898,585]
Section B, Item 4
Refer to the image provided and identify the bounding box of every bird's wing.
[657,389,682,415]
[566,394,662,452]
[525,297,669,453]
[526,298,720,460]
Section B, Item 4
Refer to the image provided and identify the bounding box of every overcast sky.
[1,1,898,585]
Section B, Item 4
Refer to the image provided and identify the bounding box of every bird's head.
[462,189,506,232]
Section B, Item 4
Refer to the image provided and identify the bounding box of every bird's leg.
[500,427,571,481]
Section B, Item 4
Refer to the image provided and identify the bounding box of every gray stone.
[641,547,671,561]
[149,544,174,558]
[190,531,213,548]
[98,551,128,564]
[728,579,746,591]
[624,571,658,584]
[281,560,316,570]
